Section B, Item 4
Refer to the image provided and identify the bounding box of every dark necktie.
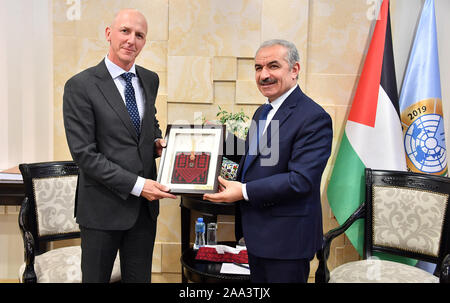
[240,103,273,181]
[121,72,141,136]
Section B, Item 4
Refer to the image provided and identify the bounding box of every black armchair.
[316,168,450,283]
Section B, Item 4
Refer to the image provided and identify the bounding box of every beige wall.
[0,0,53,280]
[0,0,54,168]
[2,0,450,280]
[51,0,371,279]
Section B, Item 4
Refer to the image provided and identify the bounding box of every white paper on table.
[208,244,246,254]
[220,263,250,275]
[0,173,23,181]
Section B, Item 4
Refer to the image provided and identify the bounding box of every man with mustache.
[63,9,176,282]
[204,39,333,283]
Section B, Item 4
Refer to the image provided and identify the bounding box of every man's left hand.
[203,176,243,203]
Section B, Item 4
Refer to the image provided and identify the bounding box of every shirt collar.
[104,55,137,79]
[266,84,298,111]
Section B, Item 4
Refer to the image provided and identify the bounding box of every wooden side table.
[179,194,249,283]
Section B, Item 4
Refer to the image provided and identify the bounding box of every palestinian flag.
[326,0,411,263]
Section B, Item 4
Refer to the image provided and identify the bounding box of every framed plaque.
[157,124,225,194]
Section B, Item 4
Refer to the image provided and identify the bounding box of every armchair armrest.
[18,197,37,283]
[315,202,365,283]
[440,254,450,283]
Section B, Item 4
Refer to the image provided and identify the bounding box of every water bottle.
[193,217,205,250]
[207,222,217,245]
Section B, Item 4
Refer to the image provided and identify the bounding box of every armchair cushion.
[33,176,80,237]
[18,246,121,283]
[372,186,447,257]
[329,259,438,283]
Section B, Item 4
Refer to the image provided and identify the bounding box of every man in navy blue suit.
[204,39,333,283]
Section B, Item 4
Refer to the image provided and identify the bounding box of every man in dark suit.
[63,9,176,283]
[204,39,333,283]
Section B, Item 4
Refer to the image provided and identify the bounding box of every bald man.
[63,9,176,283]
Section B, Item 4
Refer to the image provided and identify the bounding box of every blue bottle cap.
[197,217,203,222]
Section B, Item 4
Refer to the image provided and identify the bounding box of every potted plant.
[196,106,249,180]
[215,106,249,140]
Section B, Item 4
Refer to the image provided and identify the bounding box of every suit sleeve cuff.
[131,176,145,197]
[242,183,249,201]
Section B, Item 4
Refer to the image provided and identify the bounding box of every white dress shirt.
[242,84,298,201]
[104,55,146,197]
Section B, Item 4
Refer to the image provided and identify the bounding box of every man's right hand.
[141,179,177,201]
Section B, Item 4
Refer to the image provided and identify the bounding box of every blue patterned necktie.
[241,103,273,181]
[121,72,141,136]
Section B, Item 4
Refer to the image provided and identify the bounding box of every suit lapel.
[94,60,139,142]
[136,66,150,142]
[259,87,301,156]
[238,86,302,176]
[236,108,259,179]
[237,102,278,178]
[136,66,151,144]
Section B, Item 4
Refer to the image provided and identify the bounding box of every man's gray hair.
[256,39,300,69]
